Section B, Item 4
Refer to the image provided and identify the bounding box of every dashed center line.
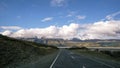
[71,56,75,59]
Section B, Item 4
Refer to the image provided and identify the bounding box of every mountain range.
[18,37,120,47]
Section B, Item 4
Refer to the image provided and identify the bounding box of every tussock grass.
[0,34,58,68]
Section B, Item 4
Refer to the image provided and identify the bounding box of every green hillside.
[0,34,58,68]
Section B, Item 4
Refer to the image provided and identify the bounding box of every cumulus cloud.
[58,23,79,39]
[1,30,12,36]
[1,20,120,40]
[51,0,67,7]
[41,17,53,22]
[1,23,79,39]
[76,15,86,20]
[0,26,22,30]
[79,20,120,39]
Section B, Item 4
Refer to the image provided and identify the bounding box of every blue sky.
[0,0,120,28]
[0,0,120,39]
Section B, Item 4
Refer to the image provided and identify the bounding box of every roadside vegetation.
[0,34,58,68]
[97,42,120,47]
[69,47,120,63]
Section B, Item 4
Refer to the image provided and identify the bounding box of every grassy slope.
[0,35,58,68]
[20,52,58,68]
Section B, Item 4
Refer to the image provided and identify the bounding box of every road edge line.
[49,49,61,68]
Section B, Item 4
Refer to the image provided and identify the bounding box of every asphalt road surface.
[50,49,120,68]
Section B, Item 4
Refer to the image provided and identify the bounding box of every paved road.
[50,49,119,68]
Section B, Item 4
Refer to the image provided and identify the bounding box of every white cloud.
[1,20,120,40]
[66,12,74,17]
[41,17,53,22]
[1,23,80,39]
[106,11,120,20]
[0,26,22,30]
[66,14,72,17]
[76,15,86,20]
[58,23,79,39]
[51,0,67,7]
[78,20,120,39]
[1,30,12,36]
[66,11,77,17]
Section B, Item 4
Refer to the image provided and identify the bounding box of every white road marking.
[70,52,74,54]
[82,65,86,68]
[49,50,61,68]
[71,56,75,59]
